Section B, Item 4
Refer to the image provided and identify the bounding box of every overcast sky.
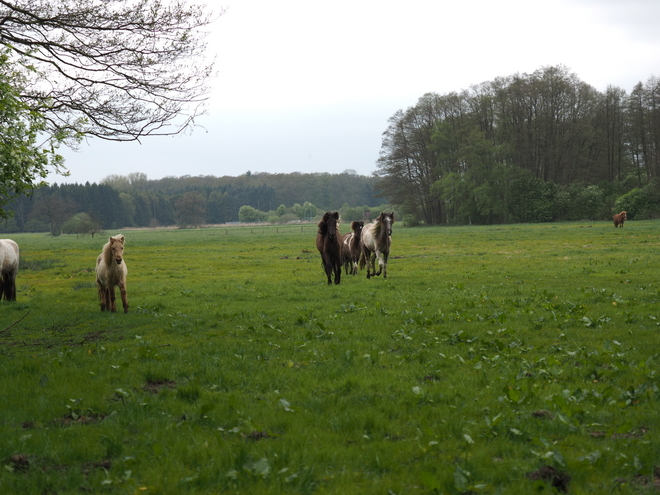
[58,0,660,185]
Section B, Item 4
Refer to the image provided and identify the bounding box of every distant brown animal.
[96,234,129,313]
[613,211,627,228]
[342,220,364,275]
[316,212,342,285]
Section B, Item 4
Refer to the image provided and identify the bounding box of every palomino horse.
[613,211,627,228]
[316,211,342,285]
[341,220,364,275]
[360,212,394,279]
[96,234,129,313]
[0,239,19,301]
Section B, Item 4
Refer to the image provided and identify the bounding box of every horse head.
[380,212,394,236]
[351,221,364,236]
[109,234,125,265]
[326,212,340,239]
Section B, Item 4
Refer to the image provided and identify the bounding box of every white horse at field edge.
[0,239,19,301]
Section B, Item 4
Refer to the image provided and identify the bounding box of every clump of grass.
[20,258,57,271]
[71,281,96,291]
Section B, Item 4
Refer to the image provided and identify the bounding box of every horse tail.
[359,250,366,269]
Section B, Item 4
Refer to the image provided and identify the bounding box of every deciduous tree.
[0,0,218,218]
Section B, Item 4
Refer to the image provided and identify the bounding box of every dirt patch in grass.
[143,379,176,394]
[526,465,570,492]
[53,412,106,426]
[630,466,660,490]
[612,426,649,439]
[246,430,274,441]
[5,454,30,473]
[81,459,112,474]
[531,410,555,419]
[423,373,442,382]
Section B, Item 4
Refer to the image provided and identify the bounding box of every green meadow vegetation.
[1,221,659,494]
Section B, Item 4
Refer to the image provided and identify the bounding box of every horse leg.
[382,252,389,279]
[118,281,129,313]
[334,259,341,285]
[97,278,106,311]
[109,285,117,312]
[323,256,332,285]
[0,274,7,301]
[366,252,375,279]
[102,287,110,312]
[374,250,383,276]
[8,275,16,301]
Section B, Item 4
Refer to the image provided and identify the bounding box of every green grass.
[1,222,659,494]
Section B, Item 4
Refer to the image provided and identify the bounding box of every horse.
[0,239,19,301]
[316,211,342,285]
[95,234,129,313]
[360,212,394,279]
[341,220,364,275]
[613,211,627,228]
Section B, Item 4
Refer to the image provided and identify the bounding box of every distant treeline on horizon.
[1,171,383,234]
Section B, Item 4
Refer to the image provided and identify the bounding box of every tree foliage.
[0,0,217,220]
[0,0,217,141]
[0,49,69,219]
[377,66,660,224]
[175,191,206,228]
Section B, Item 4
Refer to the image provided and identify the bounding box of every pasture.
[1,221,659,494]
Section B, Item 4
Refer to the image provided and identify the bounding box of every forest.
[376,65,660,225]
[0,171,381,235]
[3,65,660,234]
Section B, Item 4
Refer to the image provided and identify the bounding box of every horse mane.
[317,214,328,235]
[373,213,384,237]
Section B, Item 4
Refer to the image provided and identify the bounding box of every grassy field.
[1,221,659,494]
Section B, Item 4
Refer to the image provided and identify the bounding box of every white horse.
[96,234,129,313]
[0,239,19,301]
[360,212,394,279]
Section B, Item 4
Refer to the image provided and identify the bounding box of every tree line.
[375,65,660,225]
[0,172,381,235]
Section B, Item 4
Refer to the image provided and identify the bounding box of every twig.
[0,311,31,335]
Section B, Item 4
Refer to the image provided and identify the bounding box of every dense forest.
[376,65,660,225]
[0,172,381,234]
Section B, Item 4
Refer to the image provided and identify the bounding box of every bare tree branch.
[0,0,220,142]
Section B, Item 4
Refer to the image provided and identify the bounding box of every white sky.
[58,0,660,185]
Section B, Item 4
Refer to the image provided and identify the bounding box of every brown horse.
[342,220,364,275]
[316,211,342,285]
[360,212,394,279]
[96,234,129,313]
[613,211,627,228]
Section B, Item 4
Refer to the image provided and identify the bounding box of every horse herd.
[316,211,395,285]
[0,209,631,306]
